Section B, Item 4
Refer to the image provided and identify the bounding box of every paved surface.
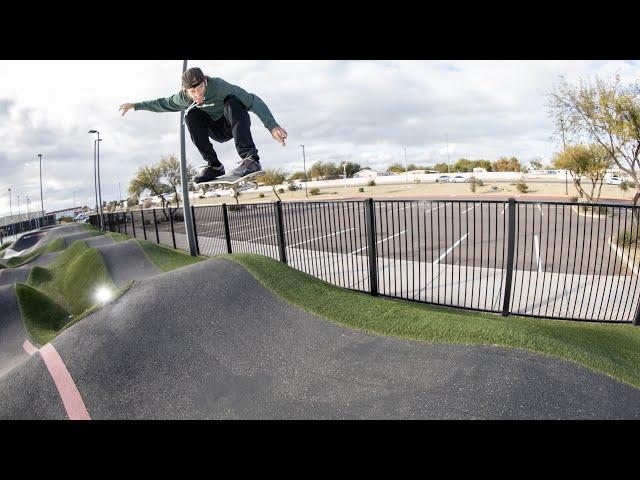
[84,236,115,248]
[1,258,638,419]
[0,285,28,377]
[61,232,97,248]
[93,239,160,288]
[0,268,31,286]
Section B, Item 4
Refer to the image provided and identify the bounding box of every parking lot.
[115,198,640,323]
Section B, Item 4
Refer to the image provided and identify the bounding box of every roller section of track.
[1,258,638,419]
[0,285,29,377]
[84,236,115,248]
[0,268,31,286]
[93,240,160,288]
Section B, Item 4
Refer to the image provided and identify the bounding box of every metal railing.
[90,198,640,325]
[1,214,57,241]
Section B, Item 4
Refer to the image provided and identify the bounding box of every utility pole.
[8,188,13,236]
[118,182,123,211]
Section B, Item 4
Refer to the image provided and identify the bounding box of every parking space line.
[537,204,544,216]
[248,225,313,242]
[289,227,355,248]
[434,233,469,264]
[534,234,543,273]
[349,230,407,255]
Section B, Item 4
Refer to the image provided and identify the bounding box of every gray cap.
[182,67,206,89]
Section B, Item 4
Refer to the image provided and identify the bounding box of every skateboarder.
[119,67,288,183]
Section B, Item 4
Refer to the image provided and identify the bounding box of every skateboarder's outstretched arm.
[119,91,192,115]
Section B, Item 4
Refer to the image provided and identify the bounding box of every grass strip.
[224,253,640,390]
[135,239,205,272]
[15,283,71,345]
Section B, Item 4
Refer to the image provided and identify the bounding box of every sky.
[1,59,639,217]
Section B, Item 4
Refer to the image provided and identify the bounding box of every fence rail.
[1,214,57,241]
[90,198,640,325]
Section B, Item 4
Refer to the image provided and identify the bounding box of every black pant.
[185,95,259,168]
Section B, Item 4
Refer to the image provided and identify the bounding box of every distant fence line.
[89,198,640,325]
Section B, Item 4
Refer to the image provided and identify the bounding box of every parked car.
[448,175,469,183]
[606,176,623,185]
[436,175,450,183]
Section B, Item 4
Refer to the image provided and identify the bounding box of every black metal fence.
[90,198,640,325]
[1,214,56,238]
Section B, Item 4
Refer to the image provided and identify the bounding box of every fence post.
[222,203,232,254]
[168,208,176,249]
[131,211,136,238]
[123,211,128,236]
[191,205,200,255]
[502,198,517,316]
[274,201,287,264]
[141,209,147,240]
[152,208,160,244]
[365,198,378,296]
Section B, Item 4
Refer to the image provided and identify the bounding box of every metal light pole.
[343,163,347,189]
[179,60,198,257]
[560,118,568,196]
[38,153,44,228]
[404,147,408,184]
[73,191,77,213]
[118,182,123,211]
[8,188,13,236]
[17,195,21,222]
[89,130,104,229]
[300,144,308,198]
[26,195,32,230]
[92,140,98,217]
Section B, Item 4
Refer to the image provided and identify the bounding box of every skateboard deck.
[195,171,265,193]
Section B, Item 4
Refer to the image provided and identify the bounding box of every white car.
[448,175,469,183]
[436,175,450,183]
[606,176,623,185]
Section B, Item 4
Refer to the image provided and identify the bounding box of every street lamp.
[88,130,104,229]
[8,188,13,236]
[300,144,308,198]
[404,147,408,185]
[342,162,347,189]
[38,153,44,228]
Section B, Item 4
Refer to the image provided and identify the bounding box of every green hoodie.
[133,76,279,132]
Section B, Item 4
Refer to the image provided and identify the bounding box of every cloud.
[1,60,640,216]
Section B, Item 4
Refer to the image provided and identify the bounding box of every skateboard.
[196,171,265,196]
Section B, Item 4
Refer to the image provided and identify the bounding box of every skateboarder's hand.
[119,103,135,116]
[271,126,288,146]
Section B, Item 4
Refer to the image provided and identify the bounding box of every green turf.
[20,237,119,345]
[0,242,11,252]
[136,239,205,272]
[106,232,131,242]
[224,253,640,390]
[3,236,68,268]
[15,283,72,345]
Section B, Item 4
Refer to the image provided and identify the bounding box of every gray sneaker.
[232,156,262,177]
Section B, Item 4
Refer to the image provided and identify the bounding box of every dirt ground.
[184,180,637,206]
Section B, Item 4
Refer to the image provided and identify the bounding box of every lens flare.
[95,287,112,304]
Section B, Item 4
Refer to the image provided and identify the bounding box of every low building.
[354,169,379,178]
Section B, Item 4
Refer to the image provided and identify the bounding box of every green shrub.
[277,188,285,194]
[617,228,640,247]
[309,188,320,196]
[259,193,265,198]
[515,180,528,193]
[358,187,365,193]
[568,196,579,203]
[367,180,376,187]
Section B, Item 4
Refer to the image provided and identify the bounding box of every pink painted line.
[23,339,39,356]
[39,344,91,420]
